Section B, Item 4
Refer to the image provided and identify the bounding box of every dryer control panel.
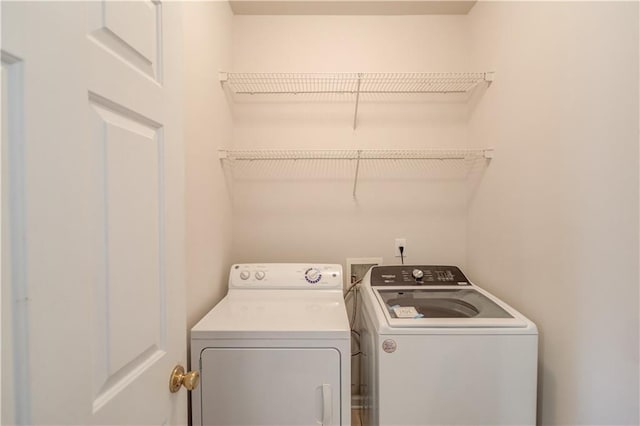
[229,263,343,290]
[370,265,470,286]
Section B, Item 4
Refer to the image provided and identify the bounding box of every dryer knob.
[240,271,250,280]
[305,268,322,283]
[255,271,266,280]
[412,269,424,280]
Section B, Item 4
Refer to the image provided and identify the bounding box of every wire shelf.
[220,72,493,95]
[219,149,493,161]
[220,72,494,129]
[220,149,492,199]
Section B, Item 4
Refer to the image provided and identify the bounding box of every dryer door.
[199,347,341,426]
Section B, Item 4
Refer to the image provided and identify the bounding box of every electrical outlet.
[395,238,407,258]
[346,257,383,289]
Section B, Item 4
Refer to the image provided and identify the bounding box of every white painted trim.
[1,50,31,426]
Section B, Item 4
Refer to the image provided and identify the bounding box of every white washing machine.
[359,265,538,426]
[191,263,351,426]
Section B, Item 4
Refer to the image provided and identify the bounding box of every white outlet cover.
[395,238,407,257]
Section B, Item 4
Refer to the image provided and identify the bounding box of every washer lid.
[374,287,529,328]
[191,290,350,340]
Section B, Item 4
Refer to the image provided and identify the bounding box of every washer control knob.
[412,269,424,280]
[255,271,266,280]
[239,271,250,280]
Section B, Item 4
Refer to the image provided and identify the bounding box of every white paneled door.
[2,1,186,425]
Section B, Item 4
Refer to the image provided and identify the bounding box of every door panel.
[88,0,161,81]
[1,1,186,424]
[89,99,166,412]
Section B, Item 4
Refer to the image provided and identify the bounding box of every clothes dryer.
[191,264,350,426]
[359,265,537,426]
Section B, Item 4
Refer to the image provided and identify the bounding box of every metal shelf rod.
[352,150,362,199]
[353,74,362,130]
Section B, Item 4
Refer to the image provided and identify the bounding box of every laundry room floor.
[351,408,362,426]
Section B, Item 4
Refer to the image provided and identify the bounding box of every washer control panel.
[229,264,342,289]
[370,265,470,286]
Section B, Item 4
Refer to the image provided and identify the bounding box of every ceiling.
[228,0,478,15]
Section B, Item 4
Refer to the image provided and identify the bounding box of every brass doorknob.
[169,365,200,393]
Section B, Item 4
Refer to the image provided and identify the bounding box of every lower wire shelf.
[218,148,494,198]
[219,148,493,161]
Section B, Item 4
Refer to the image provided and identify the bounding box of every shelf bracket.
[219,71,228,87]
[484,72,495,86]
[353,73,362,130]
[483,148,495,159]
[352,150,362,199]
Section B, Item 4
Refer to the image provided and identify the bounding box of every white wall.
[199,4,639,424]
[230,15,475,268]
[183,1,234,329]
[467,2,639,425]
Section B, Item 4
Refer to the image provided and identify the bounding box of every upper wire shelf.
[219,72,494,129]
[219,72,494,95]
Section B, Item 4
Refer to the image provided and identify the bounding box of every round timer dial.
[304,268,322,284]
